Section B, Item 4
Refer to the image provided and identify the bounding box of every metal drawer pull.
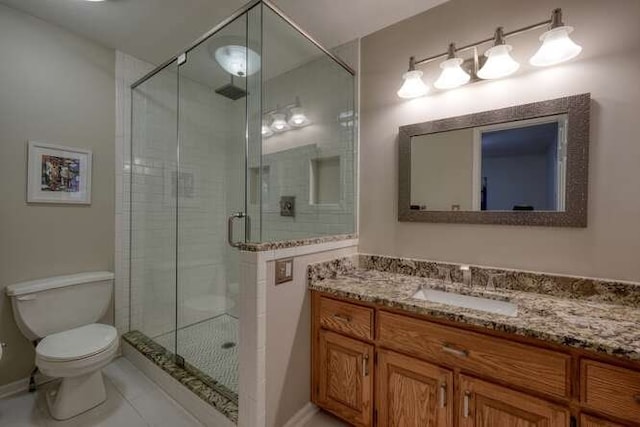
[362,354,369,377]
[333,313,352,322]
[442,343,469,358]
[463,391,471,418]
[439,383,447,408]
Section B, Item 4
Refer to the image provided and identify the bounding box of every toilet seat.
[36,324,118,379]
[37,324,117,362]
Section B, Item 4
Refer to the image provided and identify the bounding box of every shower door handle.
[227,212,247,248]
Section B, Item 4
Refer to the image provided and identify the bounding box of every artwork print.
[41,155,81,192]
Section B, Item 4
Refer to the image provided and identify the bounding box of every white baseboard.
[0,373,53,399]
[282,402,319,427]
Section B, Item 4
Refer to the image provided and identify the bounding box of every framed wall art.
[27,141,92,204]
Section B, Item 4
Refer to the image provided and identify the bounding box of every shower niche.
[127,1,356,424]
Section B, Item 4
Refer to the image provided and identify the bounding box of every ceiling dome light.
[288,107,309,127]
[397,57,429,99]
[530,9,582,67]
[270,113,289,133]
[434,43,471,90]
[261,119,273,138]
[477,27,520,80]
[214,45,261,77]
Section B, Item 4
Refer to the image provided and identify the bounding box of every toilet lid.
[36,324,118,361]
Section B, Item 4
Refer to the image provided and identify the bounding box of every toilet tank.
[6,272,114,341]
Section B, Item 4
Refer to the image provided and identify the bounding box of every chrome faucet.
[460,265,472,286]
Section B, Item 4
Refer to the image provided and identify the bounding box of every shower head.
[215,75,247,100]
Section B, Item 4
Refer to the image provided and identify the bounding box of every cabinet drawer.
[580,414,625,427]
[378,311,570,399]
[319,297,373,340]
[581,359,640,423]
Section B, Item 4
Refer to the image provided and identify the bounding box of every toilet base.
[46,370,107,420]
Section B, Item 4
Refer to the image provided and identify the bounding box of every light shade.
[270,113,289,132]
[530,26,582,67]
[434,58,471,90]
[288,107,309,127]
[397,70,429,99]
[477,44,520,80]
[261,120,273,138]
[214,45,261,77]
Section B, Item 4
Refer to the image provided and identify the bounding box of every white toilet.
[6,272,118,420]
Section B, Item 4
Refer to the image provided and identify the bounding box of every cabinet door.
[317,329,373,426]
[377,349,453,427]
[458,375,569,427]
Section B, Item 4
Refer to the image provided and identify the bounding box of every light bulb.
[261,120,273,138]
[288,107,309,127]
[397,70,429,99]
[214,45,261,77]
[434,57,471,90]
[270,113,289,133]
[530,26,582,67]
[477,44,520,80]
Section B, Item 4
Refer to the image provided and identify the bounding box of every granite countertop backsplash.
[308,255,640,361]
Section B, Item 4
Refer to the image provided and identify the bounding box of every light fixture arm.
[493,27,506,46]
[550,8,564,29]
[446,43,457,59]
[407,9,566,68]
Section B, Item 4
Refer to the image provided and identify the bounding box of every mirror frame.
[398,93,590,227]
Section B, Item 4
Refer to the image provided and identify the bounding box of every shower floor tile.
[154,314,238,395]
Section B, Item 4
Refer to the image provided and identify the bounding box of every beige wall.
[265,245,358,427]
[0,4,115,385]
[360,0,640,282]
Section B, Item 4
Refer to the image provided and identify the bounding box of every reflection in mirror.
[410,115,567,212]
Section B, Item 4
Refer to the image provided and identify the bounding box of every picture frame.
[27,141,92,204]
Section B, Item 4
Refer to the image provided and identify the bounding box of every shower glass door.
[172,6,260,401]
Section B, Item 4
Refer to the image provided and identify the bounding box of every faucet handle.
[486,272,506,290]
[436,266,451,282]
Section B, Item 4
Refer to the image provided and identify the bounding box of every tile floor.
[0,357,203,427]
[303,410,348,427]
[0,355,347,427]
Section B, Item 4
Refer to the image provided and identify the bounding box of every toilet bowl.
[6,272,117,420]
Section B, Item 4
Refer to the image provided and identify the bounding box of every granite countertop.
[309,267,640,361]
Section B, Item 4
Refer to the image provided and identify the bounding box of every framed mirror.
[398,94,590,227]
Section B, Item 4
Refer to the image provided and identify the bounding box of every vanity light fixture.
[270,113,289,133]
[397,57,429,99]
[397,7,582,98]
[477,27,520,80]
[288,107,309,127]
[434,43,471,89]
[530,9,582,67]
[261,119,274,138]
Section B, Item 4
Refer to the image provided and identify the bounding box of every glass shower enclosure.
[128,0,356,413]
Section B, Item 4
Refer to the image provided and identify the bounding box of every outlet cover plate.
[275,257,294,284]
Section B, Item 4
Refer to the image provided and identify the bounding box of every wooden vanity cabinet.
[316,329,374,426]
[311,292,640,427]
[377,349,453,426]
[458,375,569,427]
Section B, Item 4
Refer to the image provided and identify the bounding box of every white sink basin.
[412,288,518,317]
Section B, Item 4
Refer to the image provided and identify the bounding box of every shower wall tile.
[115,51,155,336]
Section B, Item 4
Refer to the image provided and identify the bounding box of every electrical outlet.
[275,258,294,284]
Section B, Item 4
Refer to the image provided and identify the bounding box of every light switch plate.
[275,257,294,284]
